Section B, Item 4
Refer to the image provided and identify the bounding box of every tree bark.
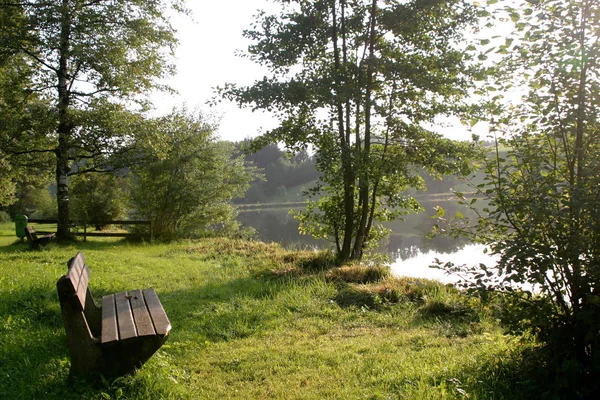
[352,0,377,259]
[56,0,72,240]
[331,0,354,261]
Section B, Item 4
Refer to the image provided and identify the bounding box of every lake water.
[390,243,499,283]
[237,203,499,282]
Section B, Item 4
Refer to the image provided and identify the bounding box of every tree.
[0,154,15,207]
[439,0,600,393]
[131,109,258,239]
[0,7,54,208]
[0,0,184,239]
[221,0,478,261]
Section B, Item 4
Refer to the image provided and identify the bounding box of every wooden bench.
[56,252,171,377]
[25,225,55,249]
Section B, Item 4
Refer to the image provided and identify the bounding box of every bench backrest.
[57,252,102,338]
[60,252,90,311]
[25,225,37,241]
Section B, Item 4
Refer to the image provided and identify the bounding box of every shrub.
[130,109,258,239]
[0,210,11,222]
[70,173,129,229]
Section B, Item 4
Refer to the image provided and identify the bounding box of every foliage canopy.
[222,0,479,261]
[0,0,185,238]
[131,109,258,239]
[438,0,600,394]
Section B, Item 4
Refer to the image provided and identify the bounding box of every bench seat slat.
[129,289,156,337]
[143,288,171,337]
[101,294,119,345]
[115,291,137,341]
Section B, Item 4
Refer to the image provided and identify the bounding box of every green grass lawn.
[0,222,535,399]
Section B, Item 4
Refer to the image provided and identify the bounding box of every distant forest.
[233,143,320,204]
[235,142,466,205]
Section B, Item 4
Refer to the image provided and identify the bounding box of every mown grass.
[0,222,539,399]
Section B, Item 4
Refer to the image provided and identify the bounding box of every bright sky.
[152,0,279,143]
[153,0,500,143]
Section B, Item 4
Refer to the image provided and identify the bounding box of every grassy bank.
[0,223,535,399]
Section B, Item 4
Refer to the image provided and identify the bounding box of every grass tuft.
[281,249,338,271]
[325,264,390,283]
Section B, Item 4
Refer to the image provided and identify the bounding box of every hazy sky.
[154,0,493,143]
[152,0,279,143]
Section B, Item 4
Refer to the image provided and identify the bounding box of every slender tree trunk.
[365,85,395,245]
[56,0,72,240]
[571,0,591,368]
[331,0,354,261]
[352,0,377,259]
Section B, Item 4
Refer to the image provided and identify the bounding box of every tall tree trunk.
[352,0,377,259]
[571,0,591,368]
[365,84,395,246]
[332,0,354,261]
[56,0,72,240]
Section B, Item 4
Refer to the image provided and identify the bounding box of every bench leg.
[102,336,168,377]
[68,340,105,377]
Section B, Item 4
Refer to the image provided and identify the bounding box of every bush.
[28,188,57,219]
[0,210,11,222]
[70,173,129,229]
[130,109,258,239]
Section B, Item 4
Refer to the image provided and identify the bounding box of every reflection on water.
[391,244,499,283]
[237,201,498,281]
[237,208,326,249]
[384,233,470,261]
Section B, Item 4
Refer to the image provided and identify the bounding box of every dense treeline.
[234,142,321,204]
[234,140,465,205]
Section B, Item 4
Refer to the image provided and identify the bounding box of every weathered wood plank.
[66,253,83,288]
[143,288,171,337]
[115,291,137,341]
[66,253,89,311]
[101,294,119,345]
[129,289,156,337]
[75,264,90,310]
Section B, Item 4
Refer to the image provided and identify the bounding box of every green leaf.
[436,206,445,218]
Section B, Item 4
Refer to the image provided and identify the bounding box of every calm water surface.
[237,204,499,281]
[391,243,499,283]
